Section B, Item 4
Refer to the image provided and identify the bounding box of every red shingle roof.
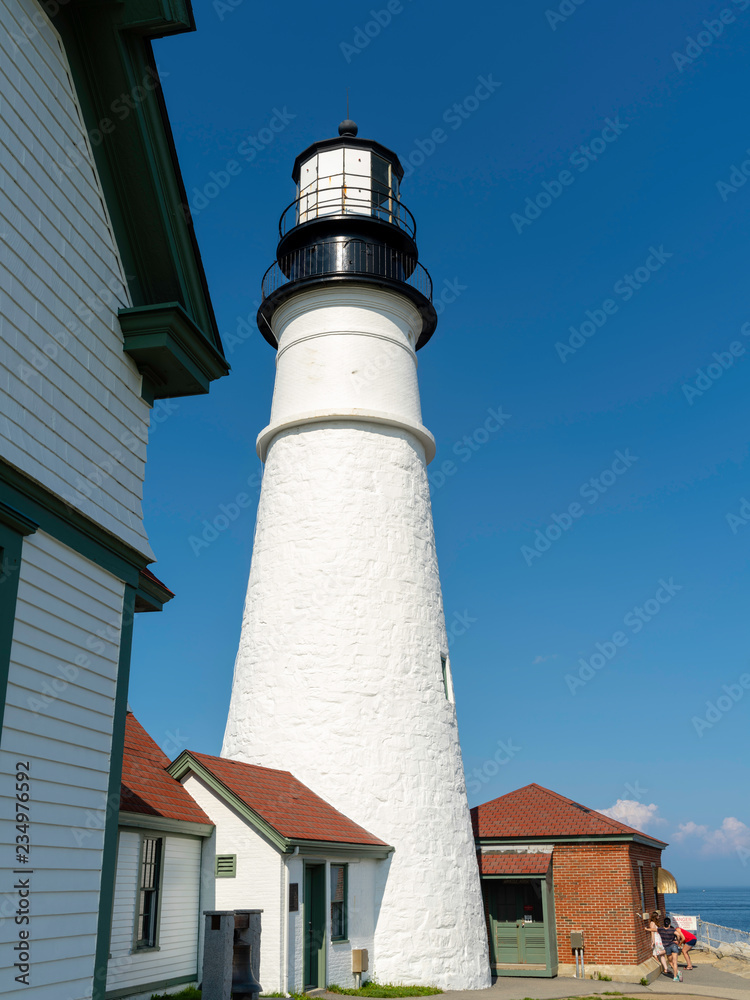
[186,752,389,847]
[478,852,551,875]
[471,783,666,845]
[121,713,212,826]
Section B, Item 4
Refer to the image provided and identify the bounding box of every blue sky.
[129,0,750,887]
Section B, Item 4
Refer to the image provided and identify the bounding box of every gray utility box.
[202,909,263,1000]
[570,931,584,950]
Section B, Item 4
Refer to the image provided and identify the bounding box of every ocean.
[665,887,750,933]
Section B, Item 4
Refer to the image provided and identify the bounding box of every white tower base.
[224,286,489,989]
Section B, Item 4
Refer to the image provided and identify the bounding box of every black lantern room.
[258,121,437,350]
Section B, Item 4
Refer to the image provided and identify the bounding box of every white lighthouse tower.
[222,121,491,990]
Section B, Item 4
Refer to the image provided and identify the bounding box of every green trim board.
[0,459,147,586]
[118,812,213,838]
[49,1,229,400]
[93,585,136,1000]
[135,568,175,613]
[119,303,230,400]
[169,752,395,859]
[477,832,667,850]
[0,512,38,735]
[104,973,197,1000]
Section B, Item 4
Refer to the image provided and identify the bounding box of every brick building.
[472,784,676,983]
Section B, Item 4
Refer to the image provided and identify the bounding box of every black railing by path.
[261,240,433,303]
[278,181,417,240]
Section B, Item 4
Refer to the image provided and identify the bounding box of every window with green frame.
[330,863,347,941]
[135,836,162,948]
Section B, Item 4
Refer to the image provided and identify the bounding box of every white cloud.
[532,654,557,664]
[675,817,750,855]
[597,799,664,831]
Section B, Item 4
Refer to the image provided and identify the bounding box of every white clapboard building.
[0,2,228,998]
[108,713,392,1000]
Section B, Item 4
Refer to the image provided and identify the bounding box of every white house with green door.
[0,2,228,997]
[167,749,393,995]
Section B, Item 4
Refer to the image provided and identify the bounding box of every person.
[675,925,697,970]
[647,911,668,974]
[660,917,681,979]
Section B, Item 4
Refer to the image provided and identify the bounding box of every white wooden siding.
[0,530,126,1000]
[107,830,201,992]
[0,0,153,558]
[181,773,286,993]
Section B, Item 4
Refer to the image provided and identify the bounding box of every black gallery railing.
[261,240,433,303]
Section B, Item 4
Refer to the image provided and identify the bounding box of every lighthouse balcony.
[279,181,417,241]
[258,238,437,349]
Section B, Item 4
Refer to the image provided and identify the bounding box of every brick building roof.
[478,852,551,875]
[471,783,667,846]
[182,751,389,847]
[120,712,212,826]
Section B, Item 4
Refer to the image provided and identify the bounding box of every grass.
[149,988,201,1000]
[326,982,442,997]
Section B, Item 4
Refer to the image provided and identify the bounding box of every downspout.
[284,847,299,995]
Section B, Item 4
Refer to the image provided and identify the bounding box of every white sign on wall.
[672,915,698,931]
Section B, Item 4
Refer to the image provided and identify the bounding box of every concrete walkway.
[436,954,750,1000]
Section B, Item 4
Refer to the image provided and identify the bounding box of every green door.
[485,880,546,969]
[304,864,326,989]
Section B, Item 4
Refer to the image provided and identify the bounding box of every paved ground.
[434,954,750,1000]
[313,953,750,1000]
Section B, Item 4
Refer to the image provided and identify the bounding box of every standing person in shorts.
[648,911,668,974]
[660,917,681,979]
[675,925,697,970]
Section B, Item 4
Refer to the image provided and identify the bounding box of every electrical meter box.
[570,931,584,950]
[352,949,369,973]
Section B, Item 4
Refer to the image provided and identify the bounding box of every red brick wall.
[552,842,662,966]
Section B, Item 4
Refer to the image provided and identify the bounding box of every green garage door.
[485,880,547,968]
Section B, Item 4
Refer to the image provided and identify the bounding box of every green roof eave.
[168,752,394,859]
[50,1,230,399]
[120,303,230,400]
[476,833,667,850]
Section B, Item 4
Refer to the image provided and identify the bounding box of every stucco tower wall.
[223,286,490,989]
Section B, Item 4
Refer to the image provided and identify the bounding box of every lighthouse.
[222,121,491,990]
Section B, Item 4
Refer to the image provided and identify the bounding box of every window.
[215,854,237,878]
[652,863,659,906]
[371,154,393,223]
[330,864,347,941]
[441,655,449,699]
[135,837,162,948]
[637,863,646,914]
